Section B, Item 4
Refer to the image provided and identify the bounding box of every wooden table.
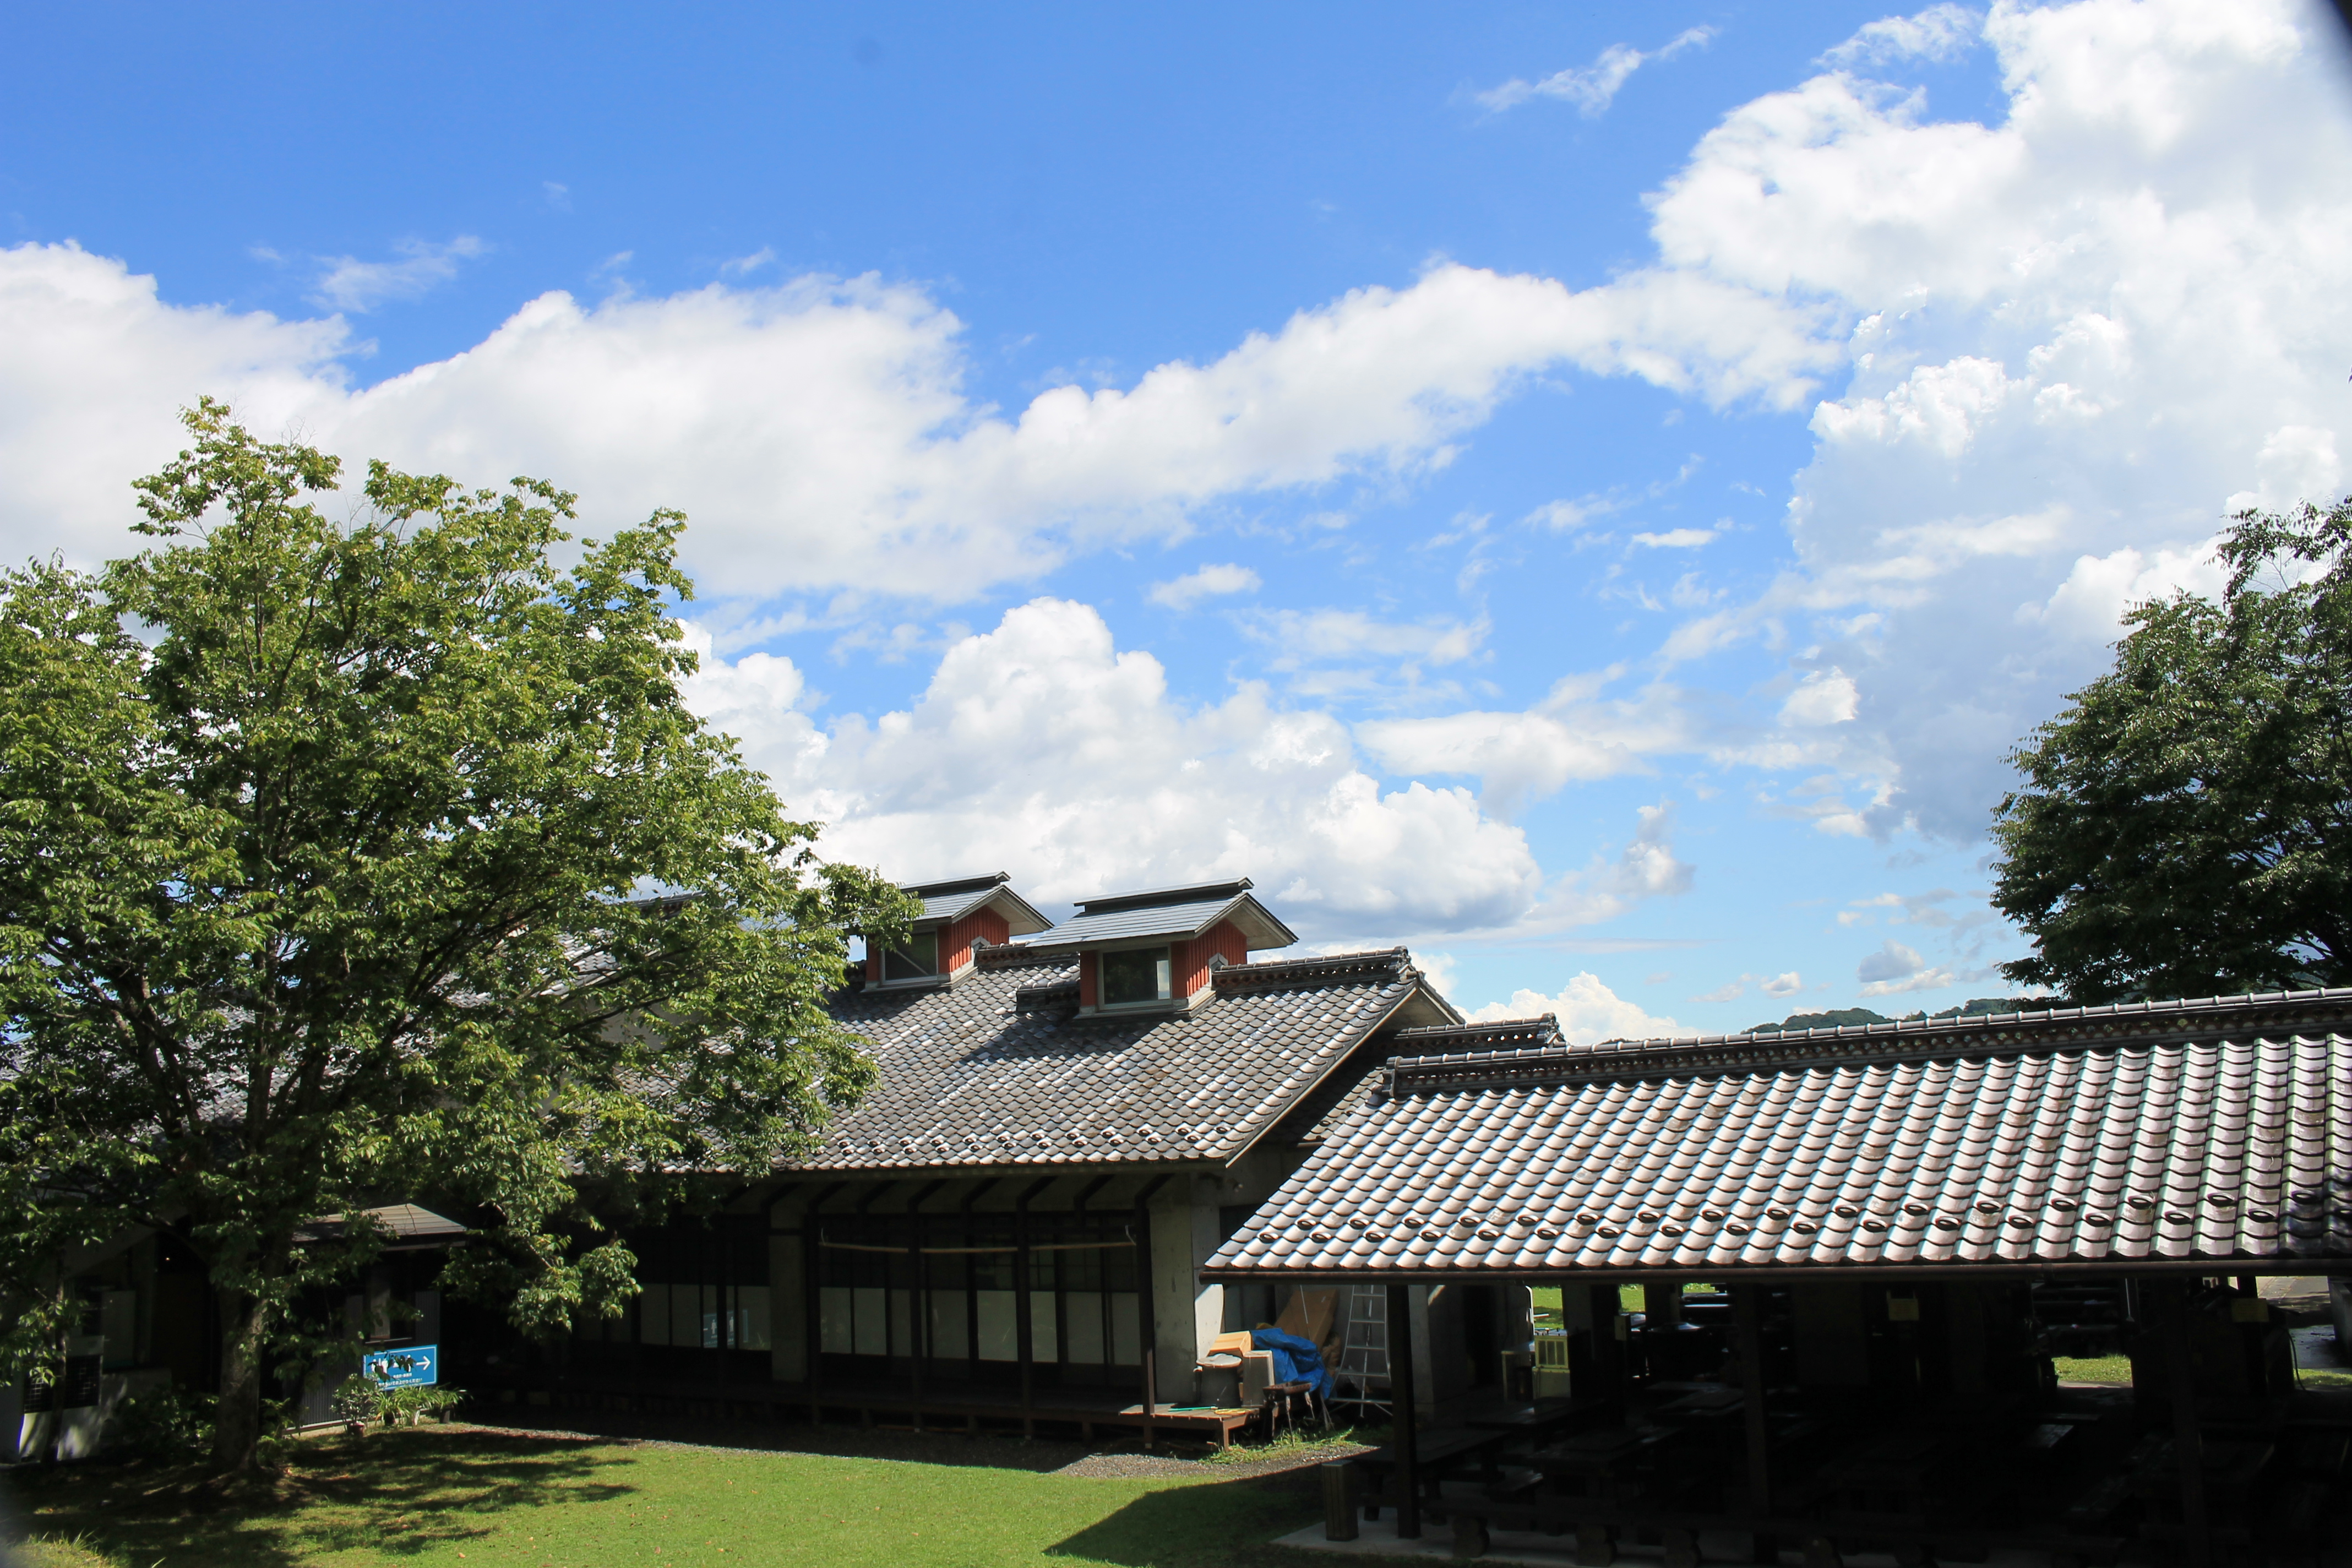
[1530,1427,1670,1502]
[1464,1396,1605,1441]
[1356,1427,1516,1519]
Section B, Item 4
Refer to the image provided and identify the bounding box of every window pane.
[1100,948,1169,1005]
[1065,1291,1106,1364]
[976,1291,1017,1361]
[641,1282,670,1346]
[852,1287,889,1356]
[1110,1293,1141,1366]
[929,1289,971,1360]
[819,1287,853,1354]
[737,1286,771,1352]
[884,932,938,980]
[1028,1291,1059,1363]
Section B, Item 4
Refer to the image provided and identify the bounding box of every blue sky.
[4,1,2349,1037]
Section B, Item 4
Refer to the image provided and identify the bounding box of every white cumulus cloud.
[1148,562,1261,610]
[683,597,1546,940]
[0,245,1834,605]
[311,235,488,312]
[1478,27,1717,116]
[1466,973,1685,1046]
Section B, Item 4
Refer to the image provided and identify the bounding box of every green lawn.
[1531,1282,1715,1328]
[4,1426,1328,1568]
[2052,1355,2132,1385]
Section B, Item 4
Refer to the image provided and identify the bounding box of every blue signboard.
[361,1344,438,1388]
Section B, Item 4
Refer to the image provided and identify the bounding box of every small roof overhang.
[902,872,1054,937]
[297,1203,470,1250]
[1031,877,1297,951]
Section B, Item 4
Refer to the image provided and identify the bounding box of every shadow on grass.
[3,1427,637,1567]
[475,1406,1148,1474]
[1047,1469,1324,1567]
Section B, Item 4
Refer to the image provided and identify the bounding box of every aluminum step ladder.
[1332,1284,1392,1419]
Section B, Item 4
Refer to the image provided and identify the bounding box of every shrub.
[330,1373,387,1427]
[106,1384,215,1463]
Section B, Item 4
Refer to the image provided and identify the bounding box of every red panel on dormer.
[939,906,1012,974]
[1079,951,1099,1009]
[1171,919,1249,1000]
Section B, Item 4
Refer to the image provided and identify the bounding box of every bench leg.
[1662,1526,1700,1568]
[1575,1522,1616,1566]
[1451,1513,1491,1559]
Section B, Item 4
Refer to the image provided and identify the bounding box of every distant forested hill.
[1740,997,2061,1036]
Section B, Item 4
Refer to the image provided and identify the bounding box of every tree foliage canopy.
[1991,497,2352,1004]
[0,401,914,1466]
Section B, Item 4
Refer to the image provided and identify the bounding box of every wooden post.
[1322,1460,1361,1541]
[804,1181,845,1424]
[2157,1281,2211,1568]
[1386,1280,1421,1539]
[1015,1175,1052,1439]
[908,1210,925,1432]
[1133,1177,1168,1449]
[1733,1284,1771,1515]
[1141,1349,1158,1449]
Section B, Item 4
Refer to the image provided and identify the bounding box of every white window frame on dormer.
[1097,944,1172,1008]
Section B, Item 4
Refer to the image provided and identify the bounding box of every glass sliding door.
[569,1215,771,1382]
[813,1212,1142,1391]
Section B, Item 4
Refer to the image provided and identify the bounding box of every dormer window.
[1100,946,1171,1006]
[861,872,1054,989]
[1050,879,1299,1015]
[881,932,938,981]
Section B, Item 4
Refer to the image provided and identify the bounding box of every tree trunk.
[211,1288,270,1472]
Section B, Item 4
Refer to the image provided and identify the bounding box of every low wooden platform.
[508,1367,1257,1447]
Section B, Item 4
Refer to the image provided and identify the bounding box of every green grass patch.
[2054,1355,2132,1385]
[1197,1423,1384,1466]
[3,1425,1325,1567]
[13,1532,115,1568]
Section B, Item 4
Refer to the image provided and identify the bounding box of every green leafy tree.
[0,401,916,1470]
[1991,497,2352,1003]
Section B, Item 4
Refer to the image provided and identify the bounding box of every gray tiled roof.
[804,946,1442,1170]
[1206,989,2352,1278]
[902,872,1053,934]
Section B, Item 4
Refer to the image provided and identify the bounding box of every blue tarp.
[1250,1327,1333,1399]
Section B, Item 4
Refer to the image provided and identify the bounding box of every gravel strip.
[1054,1441,1373,1481]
